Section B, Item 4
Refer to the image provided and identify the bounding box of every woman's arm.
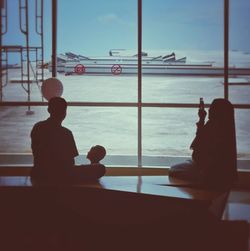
[190,108,207,150]
[196,108,207,134]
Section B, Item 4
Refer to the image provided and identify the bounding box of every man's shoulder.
[32,120,48,131]
[61,126,73,135]
[34,119,47,126]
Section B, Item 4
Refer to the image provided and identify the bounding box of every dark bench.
[0,175,229,220]
[0,176,248,251]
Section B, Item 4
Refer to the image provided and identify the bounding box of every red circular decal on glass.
[111,64,122,75]
[74,64,85,74]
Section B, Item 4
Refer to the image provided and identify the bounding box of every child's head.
[87,145,106,163]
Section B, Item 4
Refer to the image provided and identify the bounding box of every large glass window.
[0,0,250,170]
[142,108,196,166]
[56,0,137,102]
[142,0,224,104]
[228,0,250,104]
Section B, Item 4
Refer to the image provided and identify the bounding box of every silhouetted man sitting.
[30,97,79,184]
[30,97,106,184]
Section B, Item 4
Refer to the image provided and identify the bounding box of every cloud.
[97,13,135,28]
[97,14,119,24]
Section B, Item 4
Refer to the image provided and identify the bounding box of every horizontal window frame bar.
[1,101,250,109]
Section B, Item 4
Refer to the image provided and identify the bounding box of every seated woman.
[169,98,238,190]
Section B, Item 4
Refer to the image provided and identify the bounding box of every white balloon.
[41,78,63,101]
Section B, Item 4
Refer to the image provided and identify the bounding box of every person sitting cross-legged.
[169,98,238,191]
[30,97,79,184]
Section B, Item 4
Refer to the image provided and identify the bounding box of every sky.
[3,0,250,62]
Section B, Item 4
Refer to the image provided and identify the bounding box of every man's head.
[48,97,67,122]
[87,145,106,164]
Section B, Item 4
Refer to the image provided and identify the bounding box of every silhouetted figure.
[30,97,106,184]
[30,97,79,184]
[169,98,237,190]
[87,145,106,164]
[72,145,106,182]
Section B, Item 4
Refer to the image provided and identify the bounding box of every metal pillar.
[137,0,142,167]
[224,0,229,100]
[0,0,7,102]
[0,1,2,102]
[35,0,44,101]
[19,0,32,113]
[52,0,57,77]
[35,0,44,84]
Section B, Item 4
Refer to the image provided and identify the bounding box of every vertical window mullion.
[224,0,229,100]
[52,0,57,78]
[137,0,142,167]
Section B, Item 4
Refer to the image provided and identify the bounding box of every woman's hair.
[209,98,238,186]
[209,98,234,123]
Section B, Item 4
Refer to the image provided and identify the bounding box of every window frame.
[0,0,250,169]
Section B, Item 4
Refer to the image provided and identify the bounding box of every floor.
[223,190,250,250]
[225,190,250,222]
